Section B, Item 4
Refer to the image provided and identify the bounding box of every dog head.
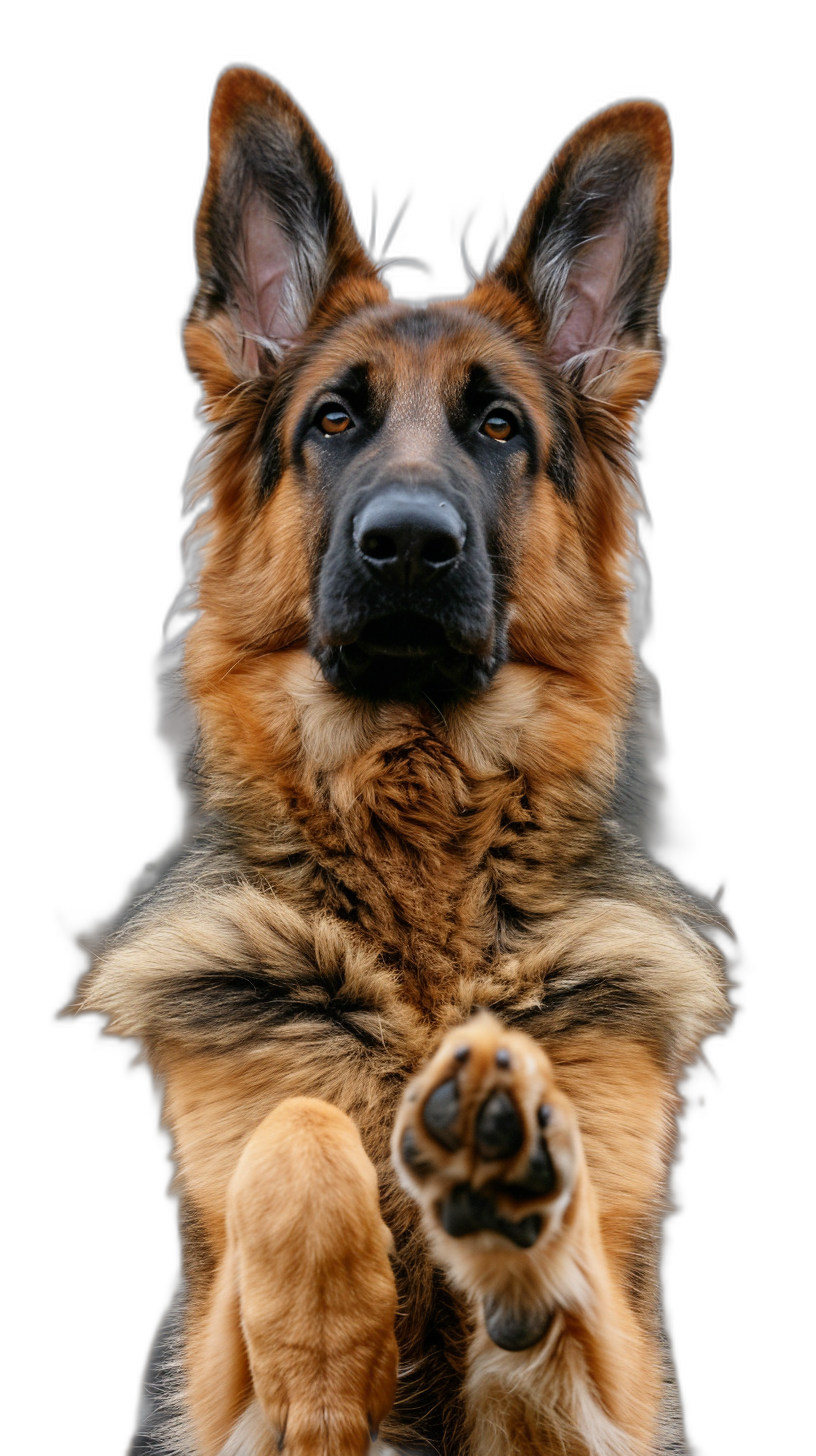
[183,69,670,805]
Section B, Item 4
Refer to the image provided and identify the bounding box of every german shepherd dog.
[76,67,730,1456]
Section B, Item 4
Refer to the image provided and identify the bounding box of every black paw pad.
[400,1125,434,1176]
[422,1077,462,1151]
[483,1295,555,1351]
[474,1089,524,1161]
[505,1139,557,1199]
[440,1184,542,1248]
[440,1183,492,1238]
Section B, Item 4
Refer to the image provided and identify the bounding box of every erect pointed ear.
[492,101,672,403]
[185,67,381,389]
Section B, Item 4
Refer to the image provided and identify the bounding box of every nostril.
[422,531,462,566]
[353,489,467,583]
[359,529,398,563]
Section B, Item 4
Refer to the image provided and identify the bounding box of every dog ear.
[186,68,379,387]
[492,102,671,403]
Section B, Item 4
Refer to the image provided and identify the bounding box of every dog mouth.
[355,611,451,658]
[314,610,502,699]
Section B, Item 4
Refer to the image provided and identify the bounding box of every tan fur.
[393,1017,668,1456]
[84,882,724,1451]
[76,70,729,1456]
[187,1099,398,1456]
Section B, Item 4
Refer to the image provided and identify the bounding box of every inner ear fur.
[493,101,672,404]
[185,67,381,388]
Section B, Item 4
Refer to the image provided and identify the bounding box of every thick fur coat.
[76,68,730,1456]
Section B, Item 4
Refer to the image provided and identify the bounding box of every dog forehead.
[299,302,540,417]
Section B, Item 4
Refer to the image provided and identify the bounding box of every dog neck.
[190,646,630,999]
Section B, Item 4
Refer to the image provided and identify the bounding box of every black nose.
[353,488,466,587]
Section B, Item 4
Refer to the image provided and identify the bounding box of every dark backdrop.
[31,42,769,1456]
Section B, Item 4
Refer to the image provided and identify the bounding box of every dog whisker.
[379,194,411,261]
[460,212,479,284]
[368,191,378,255]
[375,255,430,276]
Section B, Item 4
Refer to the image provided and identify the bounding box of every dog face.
[303,309,520,700]
[287,304,569,700]
[183,70,670,798]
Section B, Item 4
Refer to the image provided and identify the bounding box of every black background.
[28,39,775,1456]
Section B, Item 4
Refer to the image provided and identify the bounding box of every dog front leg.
[393,1014,664,1456]
[187,1097,399,1456]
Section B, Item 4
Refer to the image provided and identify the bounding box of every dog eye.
[480,411,518,442]
[318,408,353,435]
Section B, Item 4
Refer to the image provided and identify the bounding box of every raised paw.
[393,1013,581,1350]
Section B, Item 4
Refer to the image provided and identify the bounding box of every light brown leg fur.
[393,1015,666,1456]
[187,1097,399,1456]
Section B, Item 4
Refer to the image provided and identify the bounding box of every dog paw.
[393,1013,580,1349]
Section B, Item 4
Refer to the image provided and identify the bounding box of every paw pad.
[421,1076,462,1151]
[483,1295,554,1351]
[440,1184,543,1248]
[394,1015,581,1358]
[473,1088,524,1160]
[395,1015,576,1258]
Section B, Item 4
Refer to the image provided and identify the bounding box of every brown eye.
[481,412,517,442]
[318,408,352,435]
